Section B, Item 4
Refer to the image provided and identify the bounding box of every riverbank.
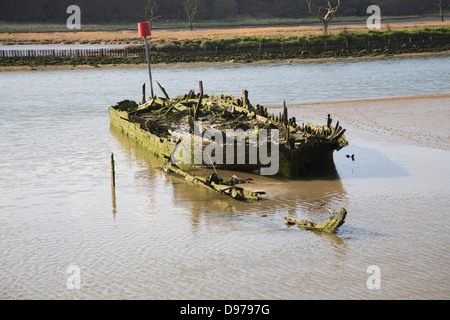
[1,50,449,72]
[1,25,449,70]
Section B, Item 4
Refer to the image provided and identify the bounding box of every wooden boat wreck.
[109,81,348,202]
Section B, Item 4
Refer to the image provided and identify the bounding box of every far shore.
[1,50,449,72]
[2,20,449,45]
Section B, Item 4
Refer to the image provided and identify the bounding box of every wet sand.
[272,94,450,151]
[241,94,450,197]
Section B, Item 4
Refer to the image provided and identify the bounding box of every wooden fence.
[0,35,448,58]
[0,47,143,58]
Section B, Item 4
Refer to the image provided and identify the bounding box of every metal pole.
[144,37,154,99]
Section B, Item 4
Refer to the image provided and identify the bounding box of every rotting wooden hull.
[109,103,348,178]
[109,107,176,161]
[109,84,348,205]
[110,107,263,201]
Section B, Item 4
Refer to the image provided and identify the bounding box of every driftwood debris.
[162,161,262,202]
[284,207,347,233]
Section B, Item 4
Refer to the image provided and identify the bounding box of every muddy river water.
[0,55,449,299]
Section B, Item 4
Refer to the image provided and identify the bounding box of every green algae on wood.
[109,83,348,179]
[284,207,347,233]
[162,161,262,202]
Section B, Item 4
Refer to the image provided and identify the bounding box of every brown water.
[1,58,449,299]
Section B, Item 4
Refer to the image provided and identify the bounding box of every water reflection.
[111,184,117,218]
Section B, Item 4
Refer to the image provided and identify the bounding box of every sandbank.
[283,94,450,151]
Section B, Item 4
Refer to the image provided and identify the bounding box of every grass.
[152,26,450,49]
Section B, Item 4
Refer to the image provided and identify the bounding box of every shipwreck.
[109,81,348,203]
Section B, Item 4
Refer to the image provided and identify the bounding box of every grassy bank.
[154,26,450,49]
[1,27,449,68]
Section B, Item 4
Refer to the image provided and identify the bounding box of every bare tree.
[306,0,341,34]
[145,0,161,28]
[434,0,447,22]
[182,0,200,31]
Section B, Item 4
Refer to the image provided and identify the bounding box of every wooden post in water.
[111,153,116,187]
[111,153,117,217]
[142,83,146,104]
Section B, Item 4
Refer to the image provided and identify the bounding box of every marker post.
[138,22,154,99]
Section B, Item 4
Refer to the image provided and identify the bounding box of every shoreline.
[266,92,450,108]
[1,50,449,72]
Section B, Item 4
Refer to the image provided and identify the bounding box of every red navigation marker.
[138,22,154,98]
[138,22,151,38]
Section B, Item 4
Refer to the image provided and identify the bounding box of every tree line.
[0,0,446,24]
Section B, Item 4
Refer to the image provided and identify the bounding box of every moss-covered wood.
[284,207,347,233]
[162,161,262,201]
[109,84,348,178]
[109,106,262,202]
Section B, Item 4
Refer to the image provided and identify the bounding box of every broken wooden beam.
[284,208,347,233]
[162,160,262,202]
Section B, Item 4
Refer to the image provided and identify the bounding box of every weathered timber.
[109,82,349,198]
[110,84,348,177]
[163,161,262,201]
[284,207,347,233]
[111,153,116,187]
